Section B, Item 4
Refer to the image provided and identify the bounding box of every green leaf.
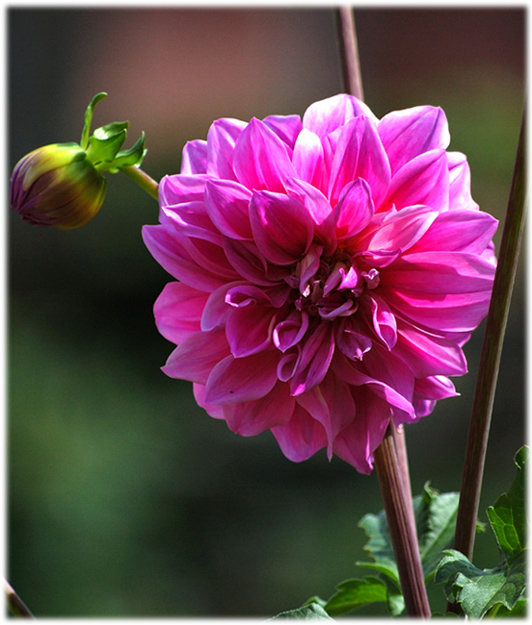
[435,447,528,618]
[435,548,527,618]
[323,576,387,616]
[486,446,528,563]
[270,603,333,620]
[80,92,107,150]
[415,484,461,578]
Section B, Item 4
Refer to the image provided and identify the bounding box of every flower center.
[285,247,380,321]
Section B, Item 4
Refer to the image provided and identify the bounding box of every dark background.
[8,7,525,617]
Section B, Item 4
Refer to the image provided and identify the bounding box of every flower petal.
[226,304,277,357]
[447,151,479,211]
[271,403,328,462]
[302,93,378,138]
[154,282,209,344]
[233,117,296,192]
[333,387,391,474]
[273,309,310,352]
[204,178,253,240]
[162,329,230,384]
[206,117,247,181]
[334,177,375,239]
[290,322,335,395]
[292,129,325,189]
[249,190,314,265]
[263,114,303,150]
[204,351,279,405]
[365,205,439,253]
[181,139,208,174]
[327,116,391,208]
[378,105,450,175]
[384,149,450,212]
[158,173,208,205]
[224,382,295,436]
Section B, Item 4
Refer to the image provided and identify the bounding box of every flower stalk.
[452,107,527,562]
[4,579,34,618]
[119,164,159,200]
[335,8,430,617]
[374,426,432,618]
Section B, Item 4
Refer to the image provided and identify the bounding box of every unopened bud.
[10,142,107,229]
[10,92,146,230]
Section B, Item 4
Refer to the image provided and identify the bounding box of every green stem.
[452,106,527,563]
[119,165,159,201]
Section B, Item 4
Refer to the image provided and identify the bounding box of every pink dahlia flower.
[143,94,497,474]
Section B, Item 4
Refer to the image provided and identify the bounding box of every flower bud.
[10,142,107,229]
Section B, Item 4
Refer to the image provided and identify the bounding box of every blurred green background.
[8,7,525,618]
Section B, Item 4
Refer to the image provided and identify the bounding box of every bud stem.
[119,165,159,201]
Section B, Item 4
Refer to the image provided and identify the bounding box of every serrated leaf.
[415,484,460,577]
[323,576,387,616]
[486,446,528,563]
[435,548,527,618]
[357,511,399,583]
[270,603,333,620]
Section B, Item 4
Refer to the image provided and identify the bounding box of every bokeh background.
[8,6,525,618]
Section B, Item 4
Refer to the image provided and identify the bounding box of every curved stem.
[119,165,159,201]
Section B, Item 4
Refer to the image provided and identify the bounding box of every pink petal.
[273,309,310,352]
[334,178,375,239]
[327,116,391,208]
[378,105,450,175]
[382,251,496,294]
[336,316,373,361]
[233,117,296,192]
[161,201,221,245]
[154,282,209,344]
[226,304,277,357]
[142,225,231,291]
[224,382,295,436]
[206,117,247,181]
[162,329,230,384]
[223,238,288,286]
[333,387,391,474]
[407,209,498,255]
[302,93,378,138]
[411,376,458,419]
[296,372,355,459]
[193,383,227,420]
[158,174,208,206]
[263,114,303,150]
[249,190,314,265]
[290,322,335,395]
[447,152,479,211]
[384,149,450,212]
[359,293,397,350]
[394,319,467,378]
[201,280,246,331]
[292,129,325,190]
[365,205,439,253]
[271,403,328,462]
[204,178,253,240]
[204,351,279,405]
[181,140,208,174]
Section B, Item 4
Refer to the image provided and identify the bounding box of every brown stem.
[5,579,35,618]
[374,426,431,618]
[335,7,364,101]
[452,106,527,562]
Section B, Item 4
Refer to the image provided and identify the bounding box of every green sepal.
[86,122,128,166]
[80,92,107,150]
[108,132,147,172]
